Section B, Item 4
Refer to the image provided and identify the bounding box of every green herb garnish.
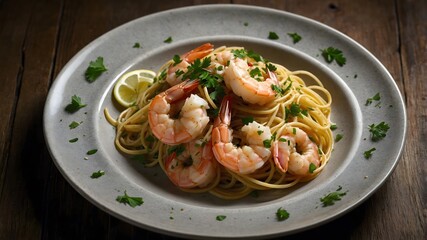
[85,56,107,82]
[163,36,173,43]
[69,121,81,129]
[276,207,290,221]
[321,47,346,66]
[116,191,144,208]
[365,92,381,106]
[309,163,317,173]
[86,149,98,155]
[287,32,302,43]
[268,31,279,40]
[90,170,105,179]
[364,148,376,159]
[320,186,347,207]
[68,138,78,143]
[242,116,254,125]
[330,124,338,130]
[65,95,87,113]
[133,42,141,48]
[216,215,226,221]
[335,134,343,142]
[369,122,390,141]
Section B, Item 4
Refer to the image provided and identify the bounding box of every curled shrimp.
[223,57,279,105]
[166,43,214,86]
[164,139,217,188]
[273,127,320,176]
[211,96,272,174]
[148,79,210,145]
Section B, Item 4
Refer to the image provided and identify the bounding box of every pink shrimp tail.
[184,43,214,62]
[164,79,199,103]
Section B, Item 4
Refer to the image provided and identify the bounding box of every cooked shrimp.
[166,43,214,86]
[148,80,210,145]
[273,127,320,176]
[164,139,217,188]
[211,96,272,174]
[223,57,279,105]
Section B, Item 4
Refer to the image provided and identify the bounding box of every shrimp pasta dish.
[105,43,334,200]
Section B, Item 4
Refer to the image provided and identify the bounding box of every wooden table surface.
[0,0,425,239]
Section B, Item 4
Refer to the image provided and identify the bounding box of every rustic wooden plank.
[0,0,62,239]
[396,0,427,237]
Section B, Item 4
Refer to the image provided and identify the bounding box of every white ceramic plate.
[43,4,406,239]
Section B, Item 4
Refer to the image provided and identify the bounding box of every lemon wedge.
[113,69,156,107]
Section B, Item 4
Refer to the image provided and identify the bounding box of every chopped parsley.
[116,191,144,208]
[335,134,343,142]
[364,147,376,159]
[365,92,381,106]
[330,124,338,130]
[172,55,182,66]
[286,103,308,119]
[242,116,254,125]
[133,42,141,48]
[68,138,78,143]
[86,149,98,155]
[90,170,105,179]
[271,84,285,96]
[268,31,279,40]
[288,32,302,43]
[216,215,227,221]
[69,121,81,129]
[163,36,173,43]
[276,207,290,221]
[230,49,263,62]
[309,163,317,173]
[263,133,276,148]
[65,95,87,113]
[369,122,390,141]
[85,56,107,82]
[321,47,346,66]
[320,186,347,207]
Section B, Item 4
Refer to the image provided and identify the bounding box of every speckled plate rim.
[43,4,407,239]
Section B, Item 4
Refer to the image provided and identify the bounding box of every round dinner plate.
[43,4,406,239]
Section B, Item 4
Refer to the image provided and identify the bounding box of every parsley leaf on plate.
[116,191,144,208]
[364,147,376,159]
[369,122,390,141]
[287,32,302,43]
[216,215,226,221]
[65,95,86,113]
[90,170,105,179]
[320,186,347,207]
[85,56,107,82]
[365,92,381,106]
[276,207,290,221]
[321,47,346,66]
[268,31,279,40]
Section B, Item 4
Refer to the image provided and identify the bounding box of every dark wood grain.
[0,0,425,239]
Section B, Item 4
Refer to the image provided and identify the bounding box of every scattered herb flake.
[365,92,381,106]
[335,134,343,142]
[268,31,279,40]
[321,47,346,66]
[216,215,226,221]
[330,124,338,130]
[369,122,390,141]
[133,42,141,48]
[90,170,105,179]
[164,36,173,43]
[276,207,290,221]
[65,95,87,113]
[271,84,285,96]
[242,116,254,125]
[320,186,347,207]
[116,191,144,208]
[364,147,376,159]
[167,144,186,156]
[288,32,302,43]
[69,138,78,143]
[244,22,249,26]
[309,163,317,173]
[85,56,107,82]
[87,149,98,155]
[69,121,81,129]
